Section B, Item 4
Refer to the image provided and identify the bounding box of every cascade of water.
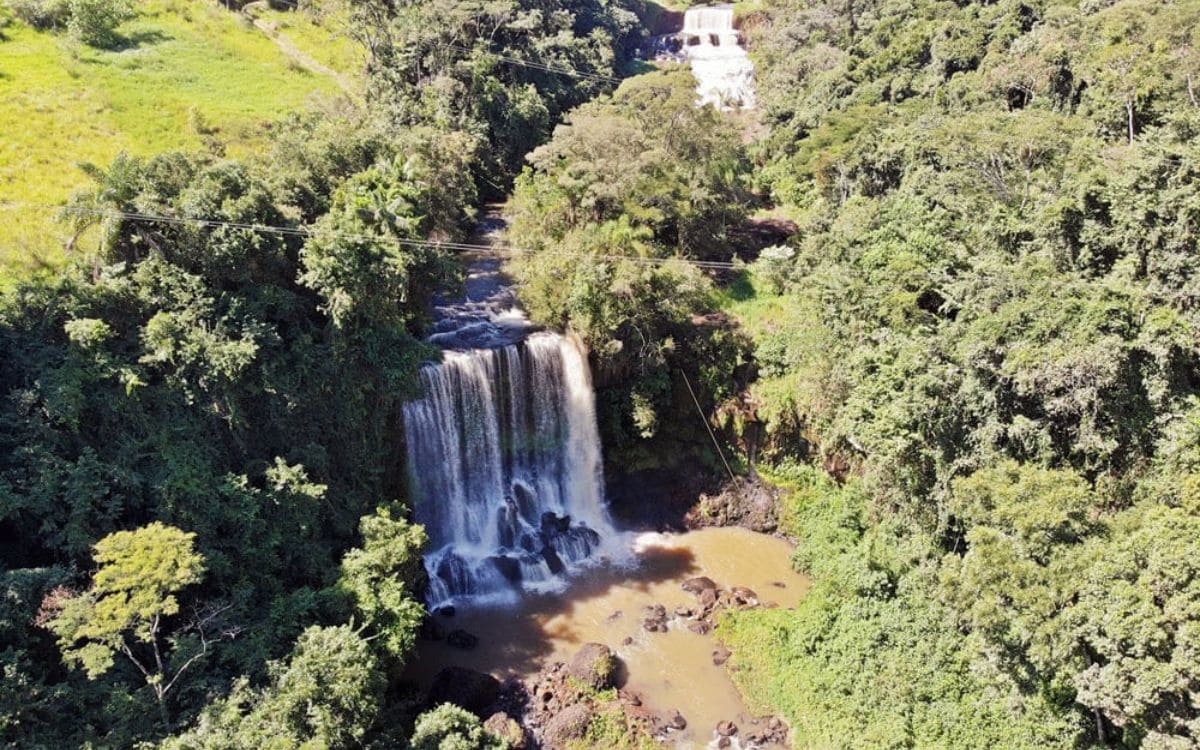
[678,5,756,110]
[403,329,618,608]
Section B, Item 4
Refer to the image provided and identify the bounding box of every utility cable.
[680,368,736,482]
[0,202,739,270]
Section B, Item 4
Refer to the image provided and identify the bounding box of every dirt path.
[247,13,357,97]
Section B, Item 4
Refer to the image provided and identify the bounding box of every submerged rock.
[446,629,479,650]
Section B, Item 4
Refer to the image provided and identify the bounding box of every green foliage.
[724,0,1200,745]
[161,625,385,750]
[47,523,204,679]
[508,68,754,467]
[7,0,69,29]
[336,506,428,662]
[65,0,132,47]
[410,703,509,750]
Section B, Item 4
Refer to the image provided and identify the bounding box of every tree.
[41,523,223,721]
[160,625,385,750]
[410,704,508,750]
[66,0,132,48]
[335,506,428,662]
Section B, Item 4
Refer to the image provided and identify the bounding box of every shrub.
[66,0,132,47]
[8,0,71,29]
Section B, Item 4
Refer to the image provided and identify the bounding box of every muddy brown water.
[407,527,811,748]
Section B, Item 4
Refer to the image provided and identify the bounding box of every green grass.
[253,2,363,82]
[0,0,348,278]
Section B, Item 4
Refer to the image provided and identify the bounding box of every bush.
[8,0,70,29]
[66,0,131,47]
[410,704,508,750]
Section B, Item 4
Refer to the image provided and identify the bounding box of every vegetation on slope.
[0,0,650,745]
[712,0,1200,746]
[0,0,354,276]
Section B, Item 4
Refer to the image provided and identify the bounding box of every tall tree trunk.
[1126,98,1135,145]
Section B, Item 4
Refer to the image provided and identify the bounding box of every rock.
[427,667,499,716]
[674,606,693,618]
[606,610,624,622]
[770,581,787,588]
[699,588,719,608]
[718,737,731,749]
[418,616,444,641]
[731,586,759,605]
[622,636,634,646]
[446,629,479,650]
[687,621,711,635]
[568,643,618,690]
[542,703,593,748]
[436,605,456,618]
[668,711,687,730]
[763,601,780,609]
[681,576,718,595]
[717,720,738,737]
[712,646,731,666]
[484,712,526,749]
[623,691,642,707]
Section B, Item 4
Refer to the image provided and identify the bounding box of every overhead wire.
[0,202,740,270]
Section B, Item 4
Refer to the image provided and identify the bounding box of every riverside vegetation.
[0,0,1198,749]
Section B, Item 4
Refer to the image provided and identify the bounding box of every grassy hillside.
[0,0,352,278]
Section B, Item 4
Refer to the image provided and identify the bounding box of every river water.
[407,527,810,749]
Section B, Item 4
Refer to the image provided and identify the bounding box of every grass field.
[0,0,353,279]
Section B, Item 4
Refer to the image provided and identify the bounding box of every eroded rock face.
[685,476,781,533]
[567,642,618,690]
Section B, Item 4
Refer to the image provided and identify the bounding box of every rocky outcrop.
[685,476,781,533]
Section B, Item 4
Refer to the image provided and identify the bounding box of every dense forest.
[1,0,1199,747]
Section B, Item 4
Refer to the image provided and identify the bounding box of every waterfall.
[678,5,756,110]
[403,331,618,607]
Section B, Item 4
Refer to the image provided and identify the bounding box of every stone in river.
[446,629,479,650]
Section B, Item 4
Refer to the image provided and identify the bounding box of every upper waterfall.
[679,5,756,110]
[402,214,619,608]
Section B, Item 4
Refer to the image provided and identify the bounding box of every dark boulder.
[427,666,499,716]
[447,629,479,650]
[681,576,718,595]
[567,642,618,690]
[542,703,593,748]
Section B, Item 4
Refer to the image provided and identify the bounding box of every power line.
[0,202,739,270]
[444,43,623,85]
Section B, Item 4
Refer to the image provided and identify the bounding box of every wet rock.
[418,615,444,641]
[682,576,718,595]
[699,588,719,608]
[642,603,669,633]
[606,610,624,622]
[436,605,457,618]
[731,586,759,605]
[446,629,479,650]
[687,621,712,635]
[668,711,687,730]
[542,703,593,747]
[427,667,499,716]
[770,581,787,589]
[718,737,731,749]
[568,643,618,690]
[712,646,731,666]
[674,606,693,618]
[484,712,527,749]
[763,600,780,609]
[717,720,738,737]
[622,636,634,646]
